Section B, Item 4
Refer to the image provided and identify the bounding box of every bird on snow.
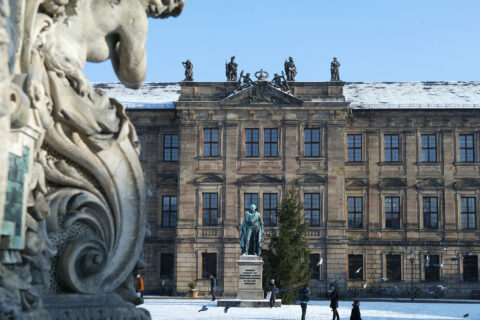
[198,305,208,312]
[355,267,362,273]
[224,306,230,313]
[463,313,469,318]
[317,258,323,266]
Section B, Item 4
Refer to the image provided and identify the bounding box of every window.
[160,253,174,278]
[460,134,474,162]
[463,256,478,281]
[245,129,259,157]
[384,134,399,162]
[202,193,218,225]
[162,196,177,227]
[305,128,320,157]
[423,197,438,229]
[348,254,363,280]
[203,128,219,157]
[310,254,320,279]
[385,197,400,229]
[347,197,363,228]
[202,253,217,279]
[163,134,178,161]
[424,254,440,281]
[244,193,259,215]
[264,129,278,157]
[263,193,277,226]
[386,254,401,281]
[461,197,476,229]
[347,134,362,162]
[305,193,320,226]
[422,134,436,162]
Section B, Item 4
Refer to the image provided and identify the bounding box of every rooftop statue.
[238,70,254,87]
[271,72,289,92]
[182,59,194,81]
[0,0,183,318]
[284,57,297,81]
[240,204,264,256]
[330,57,341,81]
[226,56,238,81]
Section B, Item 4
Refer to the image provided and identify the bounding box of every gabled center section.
[220,81,304,106]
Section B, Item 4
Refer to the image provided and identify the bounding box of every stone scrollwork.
[0,0,184,318]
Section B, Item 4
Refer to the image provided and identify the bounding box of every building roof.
[95,81,480,109]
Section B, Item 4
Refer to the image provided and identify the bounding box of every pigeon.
[362,283,367,289]
[442,247,448,251]
[433,263,443,269]
[463,314,469,318]
[380,277,389,282]
[424,254,431,268]
[355,267,362,273]
[224,306,230,313]
[465,252,475,257]
[436,284,447,290]
[317,258,323,266]
[198,305,208,312]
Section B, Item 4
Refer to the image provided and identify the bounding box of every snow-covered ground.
[140,298,479,320]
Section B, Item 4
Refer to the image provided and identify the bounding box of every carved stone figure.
[182,59,193,81]
[331,57,341,81]
[238,70,253,87]
[240,204,264,256]
[0,0,184,318]
[226,56,238,81]
[284,57,297,81]
[271,72,289,92]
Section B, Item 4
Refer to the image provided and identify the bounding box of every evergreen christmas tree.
[263,185,312,304]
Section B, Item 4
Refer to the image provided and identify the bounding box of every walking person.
[330,284,340,320]
[267,279,276,308]
[350,300,362,320]
[136,273,144,298]
[208,273,216,301]
[298,284,310,320]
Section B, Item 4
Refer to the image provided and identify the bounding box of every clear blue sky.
[84,0,480,83]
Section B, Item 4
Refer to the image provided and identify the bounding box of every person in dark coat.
[329,285,340,320]
[208,273,216,301]
[350,300,362,320]
[268,279,276,308]
[298,284,310,320]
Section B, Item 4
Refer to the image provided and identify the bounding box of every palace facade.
[118,80,480,298]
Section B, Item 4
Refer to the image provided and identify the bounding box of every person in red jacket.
[136,273,144,297]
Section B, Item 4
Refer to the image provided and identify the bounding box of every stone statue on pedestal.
[226,56,238,81]
[330,57,341,81]
[240,204,264,256]
[284,57,297,81]
[182,59,193,81]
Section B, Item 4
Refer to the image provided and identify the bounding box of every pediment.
[415,178,443,190]
[237,174,283,185]
[194,174,224,184]
[345,178,369,189]
[296,174,326,185]
[453,179,480,190]
[220,81,303,105]
[377,178,406,189]
[157,176,178,187]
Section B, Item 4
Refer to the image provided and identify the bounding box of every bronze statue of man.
[240,204,264,256]
[330,57,341,81]
[284,57,297,81]
[226,56,238,81]
[271,72,289,92]
[182,59,193,81]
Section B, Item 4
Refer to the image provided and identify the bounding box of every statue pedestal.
[217,255,281,308]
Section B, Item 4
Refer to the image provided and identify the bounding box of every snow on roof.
[345,81,480,109]
[95,81,480,109]
[93,82,180,108]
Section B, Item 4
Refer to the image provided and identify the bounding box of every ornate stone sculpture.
[271,72,289,92]
[284,57,297,81]
[240,204,264,256]
[331,57,341,81]
[238,70,254,88]
[0,0,183,318]
[182,59,193,81]
[226,56,238,81]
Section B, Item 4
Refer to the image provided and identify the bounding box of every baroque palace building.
[99,79,480,298]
